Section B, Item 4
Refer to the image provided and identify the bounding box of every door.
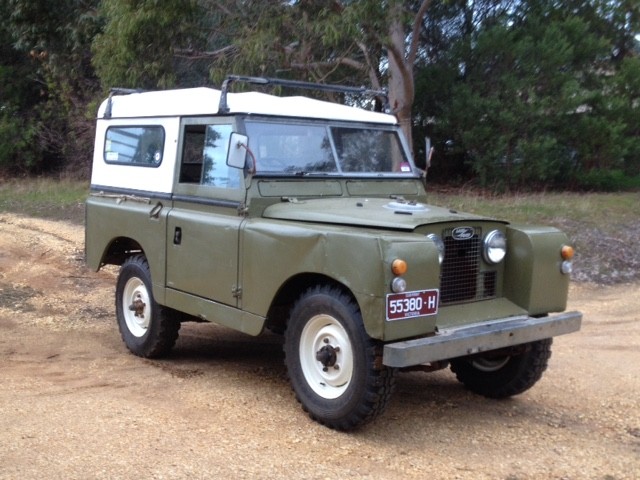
[166,118,246,307]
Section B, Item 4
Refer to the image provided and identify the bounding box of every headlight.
[427,234,445,264]
[483,230,507,264]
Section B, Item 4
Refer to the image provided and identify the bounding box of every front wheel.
[284,286,396,430]
[115,255,180,358]
[450,338,553,398]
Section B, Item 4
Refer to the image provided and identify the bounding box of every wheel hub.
[316,343,340,370]
[129,295,146,318]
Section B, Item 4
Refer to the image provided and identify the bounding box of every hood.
[262,197,496,230]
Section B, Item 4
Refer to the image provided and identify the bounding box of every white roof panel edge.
[97,87,397,125]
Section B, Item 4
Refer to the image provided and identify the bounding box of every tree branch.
[357,41,383,91]
[173,45,237,60]
[407,0,432,65]
[290,56,367,72]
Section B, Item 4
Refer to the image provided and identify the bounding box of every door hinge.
[237,203,249,216]
[232,286,242,299]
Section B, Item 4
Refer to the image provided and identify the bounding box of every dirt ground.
[0,212,638,480]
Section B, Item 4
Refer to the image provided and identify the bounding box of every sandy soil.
[0,212,638,480]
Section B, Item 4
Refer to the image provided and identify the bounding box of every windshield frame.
[240,116,419,179]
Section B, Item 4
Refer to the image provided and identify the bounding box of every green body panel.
[165,288,264,335]
[345,179,421,197]
[166,200,242,307]
[374,238,441,339]
[504,225,570,314]
[85,194,168,303]
[436,298,528,329]
[262,196,488,230]
[257,179,344,197]
[239,218,441,341]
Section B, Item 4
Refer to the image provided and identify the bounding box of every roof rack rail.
[217,75,389,114]
[103,87,146,119]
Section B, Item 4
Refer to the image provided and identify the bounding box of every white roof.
[97,87,397,125]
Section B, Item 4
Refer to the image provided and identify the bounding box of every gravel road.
[0,213,638,480]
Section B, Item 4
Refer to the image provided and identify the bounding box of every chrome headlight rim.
[427,233,445,264]
[483,230,507,264]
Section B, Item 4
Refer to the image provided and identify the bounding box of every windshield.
[244,120,414,176]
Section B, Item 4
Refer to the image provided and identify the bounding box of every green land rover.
[86,76,582,430]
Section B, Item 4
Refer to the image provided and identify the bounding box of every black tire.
[115,255,180,358]
[450,338,553,398]
[284,286,396,430]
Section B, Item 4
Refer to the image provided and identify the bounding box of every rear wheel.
[450,339,553,398]
[284,286,396,430]
[115,255,180,358]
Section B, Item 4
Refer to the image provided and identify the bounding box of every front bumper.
[382,311,582,368]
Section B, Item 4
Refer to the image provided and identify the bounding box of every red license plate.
[386,289,439,321]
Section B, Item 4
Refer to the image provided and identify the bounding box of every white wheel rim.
[299,314,353,400]
[122,277,151,338]
[471,356,510,372]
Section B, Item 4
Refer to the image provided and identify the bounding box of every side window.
[180,125,205,182]
[203,125,235,187]
[179,124,236,188]
[104,126,164,166]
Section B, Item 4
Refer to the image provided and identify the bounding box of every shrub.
[576,169,640,192]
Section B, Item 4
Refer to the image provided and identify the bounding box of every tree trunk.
[386,0,432,159]
[387,13,415,155]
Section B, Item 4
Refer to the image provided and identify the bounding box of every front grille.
[439,227,497,305]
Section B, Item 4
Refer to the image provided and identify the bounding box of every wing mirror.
[227,133,249,169]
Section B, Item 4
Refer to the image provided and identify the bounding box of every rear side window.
[104,126,165,167]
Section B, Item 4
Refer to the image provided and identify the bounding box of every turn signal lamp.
[561,245,574,260]
[392,259,408,275]
[560,245,574,275]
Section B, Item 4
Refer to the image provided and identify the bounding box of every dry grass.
[428,189,640,284]
[0,177,87,224]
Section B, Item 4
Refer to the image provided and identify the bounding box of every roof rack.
[103,87,146,119]
[217,75,389,114]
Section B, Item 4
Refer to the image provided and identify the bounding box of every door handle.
[173,227,182,245]
[149,202,163,219]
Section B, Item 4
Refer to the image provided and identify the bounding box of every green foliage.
[416,0,640,191]
[575,169,640,191]
[1,0,102,176]
[0,110,39,173]
[206,1,381,88]
[610,56,640,176]
[0,2,41,174]
[92,0,202,89]
[1,0,638,190]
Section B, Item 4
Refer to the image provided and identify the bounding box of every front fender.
[504,225,571,314]
[239,219,441,340]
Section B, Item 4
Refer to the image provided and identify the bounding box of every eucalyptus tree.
[92,0,203,89]
[198,0,433,152]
